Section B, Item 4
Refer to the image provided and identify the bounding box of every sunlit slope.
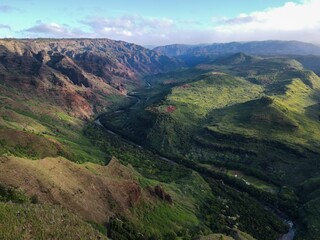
[206,70,320,149]
[144,72,264,153]
[139,55,320,156]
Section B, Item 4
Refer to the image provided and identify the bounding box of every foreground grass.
[0,203,107,240]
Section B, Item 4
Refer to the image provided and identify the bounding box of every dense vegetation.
[100,53,320,239]
[85,122,286,240]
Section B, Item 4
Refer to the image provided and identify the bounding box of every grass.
[205,72,320,139]
[167,73,263,124]
[0,76,117,164]
[0,184,29,204]
[0,100,107,164]
[0,203,108,240]
[0,178,107,240]
[133,202,201,238]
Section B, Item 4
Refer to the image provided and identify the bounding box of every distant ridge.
[213,52,262,65]
[0,38,181,119]
[154,40,320,57]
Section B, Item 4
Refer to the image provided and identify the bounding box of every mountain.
[153,43,198,56]
[290,55,320,75]
[212,52,262,65]
[154,40,320,57]
[0,39,181,119]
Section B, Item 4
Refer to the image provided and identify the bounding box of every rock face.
[0,39,180,119]
[150,185,173,204]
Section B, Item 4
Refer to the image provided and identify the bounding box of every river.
[280,221,296,240]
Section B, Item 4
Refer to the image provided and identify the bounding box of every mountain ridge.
[0,38,181,119]
[154,40,320,57]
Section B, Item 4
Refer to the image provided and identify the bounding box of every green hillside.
[100,54,320,239]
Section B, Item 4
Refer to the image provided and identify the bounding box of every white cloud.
[81,15,176,41]
[214,0,320,42]
[13,1,320,45]
[23,22,87,38]
[18,16,177,44]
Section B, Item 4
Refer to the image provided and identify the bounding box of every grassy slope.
[0,183,108,239]
[0,152,216,239]
[0,81,108,164]
[0,71,115,238]
[207,71,320,148]
[168,72,263,123]
[0,203,108,240]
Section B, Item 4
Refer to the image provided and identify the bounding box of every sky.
[0,0,319,46]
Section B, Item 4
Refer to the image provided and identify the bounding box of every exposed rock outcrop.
[149,185,173,204]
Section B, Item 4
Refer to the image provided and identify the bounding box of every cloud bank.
[81,15,175,39]
[15,0,320,45]
[214,0,320,43]
[24,23,87,38]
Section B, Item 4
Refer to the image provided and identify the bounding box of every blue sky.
[0,0,319,45]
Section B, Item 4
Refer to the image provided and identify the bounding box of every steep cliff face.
[0,39,180,119]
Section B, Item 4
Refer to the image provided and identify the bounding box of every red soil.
[166,105,176,113]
